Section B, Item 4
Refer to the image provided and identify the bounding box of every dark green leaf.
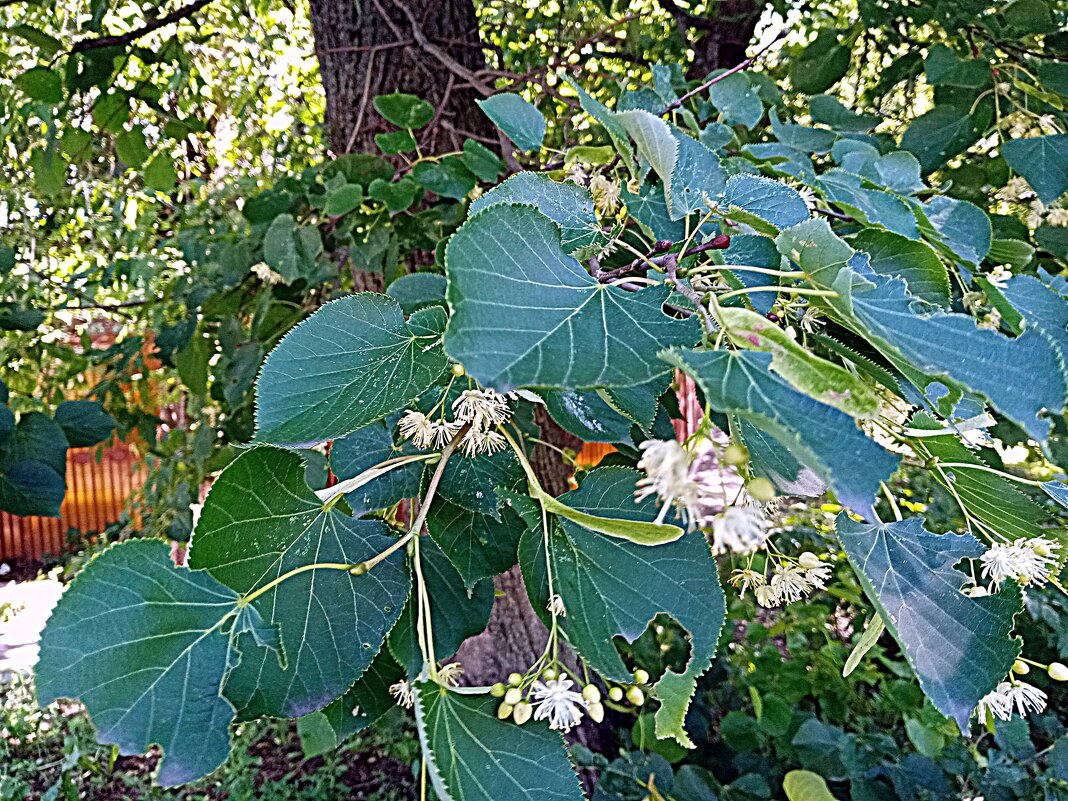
[445,204,698,391]
[849,229,950,304]
[389,537,493,678]
[54,400,116,447]
[373,92,435,129]
[189,446,411,718]
[1001,134,1068,204]
[477,94,546,151]
[412,157,476,200]
[519,467,725,747]
[256,294,448,446]
[415,684,584,801]
[426,501,524,590]
[36,540,237,785]
[15,66,63,103]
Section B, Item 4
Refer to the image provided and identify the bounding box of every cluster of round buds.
[491,669,594,731]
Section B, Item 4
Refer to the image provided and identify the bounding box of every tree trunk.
[659,0,765,80]
[307,0,494,156]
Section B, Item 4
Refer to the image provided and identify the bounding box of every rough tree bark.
[307,0,495,156]
[659,0,766,79]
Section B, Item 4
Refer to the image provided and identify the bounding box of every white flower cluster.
[979,537,1060,590]
[397,387,513,456]
[635,438,757,542]
[730,551,832,608]
[529,677,587,731]
[976,680,1047,722]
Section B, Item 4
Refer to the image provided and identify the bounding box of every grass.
[0,673,420,801]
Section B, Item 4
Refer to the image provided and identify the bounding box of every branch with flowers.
[33,54,1068,800]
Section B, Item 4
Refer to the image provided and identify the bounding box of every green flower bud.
[586,701,605,723]
[582,684,601,703]
[626,686,645,706]
[608,686,624,702]
[542,667,557,681]
[504,687,522,705]
[497,702,514,720]
[507,672,523,687]
[512,701,533,725]
[633,668,650,685]
[1049,662,1068,681]
[747,477,775,502]
[451,363,465,377]
[1011,659,1030,675]
[724,443,749,466]
[490,682,506,698]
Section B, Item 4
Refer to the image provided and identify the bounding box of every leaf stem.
[936,461,1047,487]
[239,562,356,608]
[716,286,838,303]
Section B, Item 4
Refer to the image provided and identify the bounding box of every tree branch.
[660,28,788,116]
[70,0,214,54]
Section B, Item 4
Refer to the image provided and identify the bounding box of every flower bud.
[1033,541,1052,557]
[507,672,523,687]
[512,701,532,725]
[626,686,645,706]
[451,363,465,377]
[798,551,822,570]
[504,687,522,706]
[747,477,775,502]
[966,585,989,598]
[633,668,650,685]
[582,684,601,703]
[542,668,557,681]
[1049,662,1068,681]
[608,686,624,702]
[1012,659,1030,675]
[497,702,514,720]
[586,701,605,723]
[490,682,506,698]
[724,444,749,466]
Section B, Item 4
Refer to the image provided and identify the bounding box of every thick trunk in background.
[662,0,765,80]
[307,0,494,155]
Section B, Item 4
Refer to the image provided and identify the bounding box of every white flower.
[729,568,767,596]
[986,264,1013,290]
[460,427,507,457]
[1026,200,1046,229]
[1037,114,1060,135]
[1006,681,1047,717]
[755,583,780,608]
[980,538,1059,589]
[636,439,701,524]
[398,410,438,449]
[530,677,586,732]
[769,563,813,604]
[389,679,414,708]
[976,682,1013,721]
[1047,207,1068,227]
[452,389,511,431]
[797,185,818,211]
[799,305,825,333]
[589,174,621,216]
[994,176,1033,202]
[798,553,832,588]
[710,505,769,555]
[438,662,464,687]
[252,262,285,285]
[547,594,567,617]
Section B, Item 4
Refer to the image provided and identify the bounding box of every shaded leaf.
[836,514,1022,732]
[477,94,546,151]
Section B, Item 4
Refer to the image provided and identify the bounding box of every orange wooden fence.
[0,438,147,563]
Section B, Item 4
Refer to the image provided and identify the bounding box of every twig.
[660,28,789,116]
[596,234,730,281]
[70,0,214,53]
[664,252,717,334]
